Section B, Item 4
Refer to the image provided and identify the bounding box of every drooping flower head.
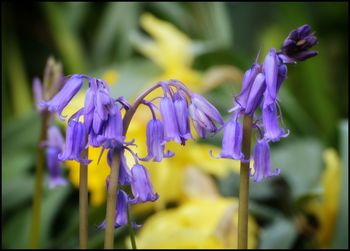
[250,139,280,182]
[217,24,318,182]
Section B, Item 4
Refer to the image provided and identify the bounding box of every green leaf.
[259,216,298,249]
[271,138,323,200]
[330,120,348,248]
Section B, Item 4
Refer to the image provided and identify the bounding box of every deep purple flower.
[140,119,174,162]
[98,190,139,229]
[189,94,224,138]
[280,24,318,63]
[250,139,280,182]
[40,74,84,119]
[217,112,244,160]
[160,96,181,143]
[130,164,159,203]
[45,126,67,188]
[173,92,192,144]
[262,102,288,142]
[58,120,90,165]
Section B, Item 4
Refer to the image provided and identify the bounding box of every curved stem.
[122,82,162,134]
[30,111,50,248]
[238,115,253,249]
[79,148,89,249]
[127,206,137,249]
[104,153,120,249]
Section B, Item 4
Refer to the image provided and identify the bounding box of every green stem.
[127,206,137,249]
[237,115,253,249]
[30,111,50,248]
[79,148,89,249]
[104,153,120,249]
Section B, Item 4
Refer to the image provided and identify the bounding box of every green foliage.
[2,2,348,249]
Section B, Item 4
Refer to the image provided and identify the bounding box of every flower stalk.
[237,115,253,249]
[104,153,120,249]
[79,148,89,249]
[30,110,50,248]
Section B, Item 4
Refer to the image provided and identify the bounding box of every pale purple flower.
[58,120,90,165]
[244,73,266,115]
[217,112,244,160]
[236,63,261,110]
[40,74,85,119]
[140,119,174,162]
[130,164,159,203]
[45,126,67,188]
[250,139,280,182]
[263,49,279,103]
[33,78,44,112]
[189,94,224,138]
[160,96,181,143]
[174,91,192,144]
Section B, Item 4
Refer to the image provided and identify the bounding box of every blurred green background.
[2,2,348,249]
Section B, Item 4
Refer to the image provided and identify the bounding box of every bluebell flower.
[189,93,224,138]
[33,77,44,112]
[140,119,174,162]
[130,164,159,203]
[244,73,266,115]
[250,139,280,182]
[279,24,318,63]
[263,48,279,104]
[160,96,181,143]
[262,101,288,142]
[45,126,67,188]
[236,63,261,110]
[173,91,192,144]
[216,111,244,160]
[40,74,85,119]
[58,120,90,165]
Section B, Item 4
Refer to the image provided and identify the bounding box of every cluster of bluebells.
[216,24,318,182]
[39,71,223,228]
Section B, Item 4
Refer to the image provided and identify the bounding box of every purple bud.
[33,78,44,112]
[130,164,159,203]
[280,24,318,63]
[160,97,181,143]
[40,74,84,119]
[58,120,90,165]
[250,139,280,182]
[173,92,192,144]
[141,119,174,162]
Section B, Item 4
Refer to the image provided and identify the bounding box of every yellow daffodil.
[303,148,341,248]
[129,196,258,249]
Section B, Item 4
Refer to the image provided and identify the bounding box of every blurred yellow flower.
[134,13,202,92]
[129,196,258,249]
[303,148,341,248]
